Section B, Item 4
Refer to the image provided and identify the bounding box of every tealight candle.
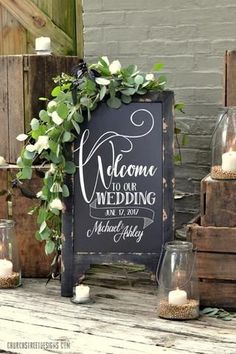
[0,259,13,277]
[75,284,90,302]
[222,151,236,172]
[35,37,51,54]
[168,288,187,306]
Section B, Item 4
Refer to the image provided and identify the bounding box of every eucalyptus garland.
[16,57,167,255]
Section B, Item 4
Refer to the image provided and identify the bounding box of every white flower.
[49,163,56,174]
[47,100,57,109]
[99,56,110,66]
[50,183,63,193]
[51,111,63,125]
[145,73,155,81]
[49,198,64,210]
[0,156,7,165]
[34,136,49,154]
[16,133,28,141]
[26,144,36,152]
[109,60,121,74]
[36,191,43,198]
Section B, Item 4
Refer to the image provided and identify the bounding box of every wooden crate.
[0,166,53,277]
[200,174,236,227]
[0,55,79,163]
[187,216,236,309]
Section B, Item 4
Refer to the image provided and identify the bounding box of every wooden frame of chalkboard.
[61,91,174,297]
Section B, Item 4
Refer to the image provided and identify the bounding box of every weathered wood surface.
[0,55,79,163]
[201,175,236,227]
[0,167,53,277]
[0,277,235,354]
[187,216,236,308]
[224,50,236,106]
[0,0,83,55]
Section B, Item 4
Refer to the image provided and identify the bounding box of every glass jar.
[156,241,199,320]
[0,220,21,288]
[211,108,236,179]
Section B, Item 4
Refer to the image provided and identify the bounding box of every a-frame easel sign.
[61,91,174,296]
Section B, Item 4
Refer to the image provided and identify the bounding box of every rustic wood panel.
[224,50,236,106]
[0,170,8,219]
[1,278,236,353]
[0,56,9,161]
[1,4,27,54]
[199,281,236,308]
[7,56,25,163]
[201,174,236,227]
[0,0,73,54]
[196,252,236,281]
[189,223,236,253]
[9,168,53,277]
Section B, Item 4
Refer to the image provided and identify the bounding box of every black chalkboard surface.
[61,91,174,296]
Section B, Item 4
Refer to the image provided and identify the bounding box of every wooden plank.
[7,55,24,163]
[75,0,84,57]
[189,224,236,253]
[1,4,27,54]
[10,169,53,277]
[0,279,236,353]
[0,170,8,218]
[201,175,236,227]
[0,0,73,54]
[199,280,236,308]
[0,56,9,161]
[197,252,236,281]
[224,50,236,106]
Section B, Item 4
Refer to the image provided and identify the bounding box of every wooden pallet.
[201,174,236,227]
[187,215,236,309]
[0,55,79,163]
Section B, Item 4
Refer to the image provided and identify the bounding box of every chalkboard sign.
[61,91,174,296]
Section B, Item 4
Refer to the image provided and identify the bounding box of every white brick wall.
[83,0,236,227]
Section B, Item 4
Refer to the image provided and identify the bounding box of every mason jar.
[0,220,21,288]
[156,241,199,320]
[211,108,236,179]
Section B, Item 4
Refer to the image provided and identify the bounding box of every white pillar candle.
[0,259,13,277]
[222,151,236,172]
[35,37,51,53]
[75,284,90,301]
[168,288,187,305]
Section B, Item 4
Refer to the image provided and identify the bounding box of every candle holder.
[156,241,199,320]
[0,220,21,288]
[211,108,236,179]
[71,284,94,304]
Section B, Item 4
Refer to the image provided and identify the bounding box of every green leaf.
[121,87,136,96]
[72,120,81,135]
[200,307,217,314]
[175,102,185,113]
[37,208,48,224]
[45,240,55,255]
[38,97,48,101]
[126,64,138,76]
[56,103,69,119]
[30,118,39,131]
[121,94,132,104]
[62,184,70,197]
[35,231,42,241]
[49,140,58,154]
[153,63,164,71]
[107,96,122,109]
[95,77,110,86]
[16,157,24,168]
[158,75,167,86]
[80,96,91,107]
[39,110,50,122]
[20,166,32,179]
[134,75,144,85]
[40,227,51,241]
[137,89,147,95]
[99,86,107,101]
[51,86,61,97]
[65,161,76,174]
[62,131,71,142]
